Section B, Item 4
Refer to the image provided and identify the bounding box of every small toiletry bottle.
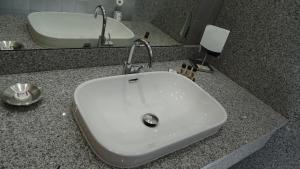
[187,65,192,77]
[144,32,150,39]
[190,67,197,80]
[179,63,187,74]
[113,10,122,21]
[144,32,151,44]
[114,0,124,21]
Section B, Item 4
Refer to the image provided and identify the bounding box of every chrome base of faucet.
[123,62,144,74]
[96,34,114,47]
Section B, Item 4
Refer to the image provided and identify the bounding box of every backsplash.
[0,46,198,75]
[213,0,300,121]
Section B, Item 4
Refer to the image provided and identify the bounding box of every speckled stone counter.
[0,60,287,169]
[123,21,180,46]
[0,15,41,49]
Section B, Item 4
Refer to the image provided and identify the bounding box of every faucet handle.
[130,65,144,73]
[136,65,144,71]
[108,33,111,41]
[123,61,144,74]
[104,33,114,46]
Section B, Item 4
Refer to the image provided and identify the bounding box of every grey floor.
[230,120,300,169]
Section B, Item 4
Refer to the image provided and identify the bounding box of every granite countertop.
[0,15,42,49]
[0,60,287,169]
[123,21,180,46]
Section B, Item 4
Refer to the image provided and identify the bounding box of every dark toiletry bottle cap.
[187,65,192,70]
[192,67,197,72]
[182,63,187,68]
[144,32,150,39]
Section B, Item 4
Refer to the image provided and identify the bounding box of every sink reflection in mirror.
[0,0,223,50]
[28,12,135,48]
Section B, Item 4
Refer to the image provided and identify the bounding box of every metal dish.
[0,41,24,50]
[1,83,42,106]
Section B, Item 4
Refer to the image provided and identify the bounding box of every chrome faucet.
[94,5,112,47]
[123,39,153,74]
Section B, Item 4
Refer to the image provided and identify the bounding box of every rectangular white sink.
[28,12,135,48]
[72,71,227,168]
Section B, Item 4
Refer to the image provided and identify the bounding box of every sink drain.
[142,113,159,128]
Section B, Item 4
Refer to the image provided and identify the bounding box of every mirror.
[0,0,222,50]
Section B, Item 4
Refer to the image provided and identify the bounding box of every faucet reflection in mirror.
[123,38,153,74]
[94,5,113,47]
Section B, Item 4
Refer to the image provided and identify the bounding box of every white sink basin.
[72,71,227,168]
[28,12,135,48]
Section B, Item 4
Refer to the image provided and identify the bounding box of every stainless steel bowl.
[1,83,42,106]
[0,41,24,50]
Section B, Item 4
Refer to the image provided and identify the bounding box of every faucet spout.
[94,5,107,47]
[128,39,153,68]
[124,38,153,74]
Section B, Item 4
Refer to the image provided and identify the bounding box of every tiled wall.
[0,0,136,20]
[132,0,161,22]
